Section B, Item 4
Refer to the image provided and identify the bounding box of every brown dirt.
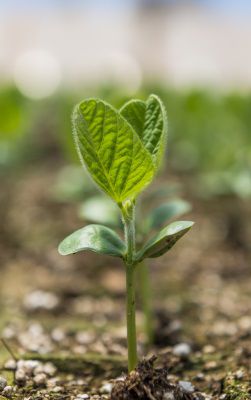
[111,356,205,399]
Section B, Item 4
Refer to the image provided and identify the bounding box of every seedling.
[79,193,191,345]
[54,166,191,345]
[58,94,194,372]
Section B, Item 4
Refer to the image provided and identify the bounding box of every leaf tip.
[57,241,68,256]
[172,220,195,233]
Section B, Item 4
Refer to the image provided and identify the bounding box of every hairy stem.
[138,261,154,345]
[122,202,138,372]
[126,265,137,372]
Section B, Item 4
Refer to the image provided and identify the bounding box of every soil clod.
[111,356,205,400]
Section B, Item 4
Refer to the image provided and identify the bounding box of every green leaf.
[58,224,126,258]
[78,196,120,227]
[136,221,194,261]
[72,98,155,203]
[120,99,146,139]
[146,199,191,230]
[120,94,168,169]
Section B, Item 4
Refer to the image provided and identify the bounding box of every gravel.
[179,380,195,393]
[173,343,191,357]
[0,377,7,392]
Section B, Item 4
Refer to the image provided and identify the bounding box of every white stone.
[24,290,59,311]
[0,377,7,391]
[15,369,26,382]
[235,369,244,379]
[179,381,194,393]
[100,382,113,393]
[51,328,65,342]
[173,343,191,357]
[18,360,40,375]
[52,386,63,392]
[75,331,94,345]
[163,393,175,400]
[4,359,17,370]
[33,373,47,386]
[43,362,57,376]
[2,385,13,395]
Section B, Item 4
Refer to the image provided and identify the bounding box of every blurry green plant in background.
[150,86,251,198]
[0,87,29,166]
[1,83,250,198]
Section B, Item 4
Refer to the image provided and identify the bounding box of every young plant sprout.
[79,193,191,346]
[58,94,194,372]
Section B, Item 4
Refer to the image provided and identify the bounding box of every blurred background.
[1,0,251,196]
[0,0,251,389]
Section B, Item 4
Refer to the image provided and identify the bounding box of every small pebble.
[76,331,94,345]
[33,373,47,386]
[204,395,213,400]
[34,365,44,375]
[15,369,27,384]
[203,344,216,354]
[51,328,65,342]
[47,377,59,388]
[173,343,191,357]
[100,382,113,393]
[235,369,244,379]
[76,379,86,385]
[4,359,17,370]
[76,395,89,399]
[195,372,205,381]
[43,362,57,376]
[114,376,126,383]
[18,360,40,375]
[52,386,64,393]
[0,376,7,391]
[204,360,217,370]
[2,385,13,396]
[163,393,175,400]
[23,290,59,311]
[179,381,194,393]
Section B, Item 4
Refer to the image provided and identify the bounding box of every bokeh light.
[13,49,61,99]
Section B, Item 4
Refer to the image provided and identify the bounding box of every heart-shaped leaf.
[120,94,168,170]
[78,196,120,227]
[72,99,155,203]
[146,199,191,230]
[58,224,126,258]
[136,221,194,261]
[120,99,146,140]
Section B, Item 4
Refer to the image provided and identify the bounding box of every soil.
[0,163,251,399]
[111,356,205,399]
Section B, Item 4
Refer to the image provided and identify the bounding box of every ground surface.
[0,164,251,399]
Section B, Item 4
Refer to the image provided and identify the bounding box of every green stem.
[138,261,154,346]
[122,202,138,372]
[126,265,137,372]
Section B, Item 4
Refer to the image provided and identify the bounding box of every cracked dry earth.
[0,167,251,399]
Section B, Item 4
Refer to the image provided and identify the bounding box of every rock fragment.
[0,376,7,392]
[173,342,191,357]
